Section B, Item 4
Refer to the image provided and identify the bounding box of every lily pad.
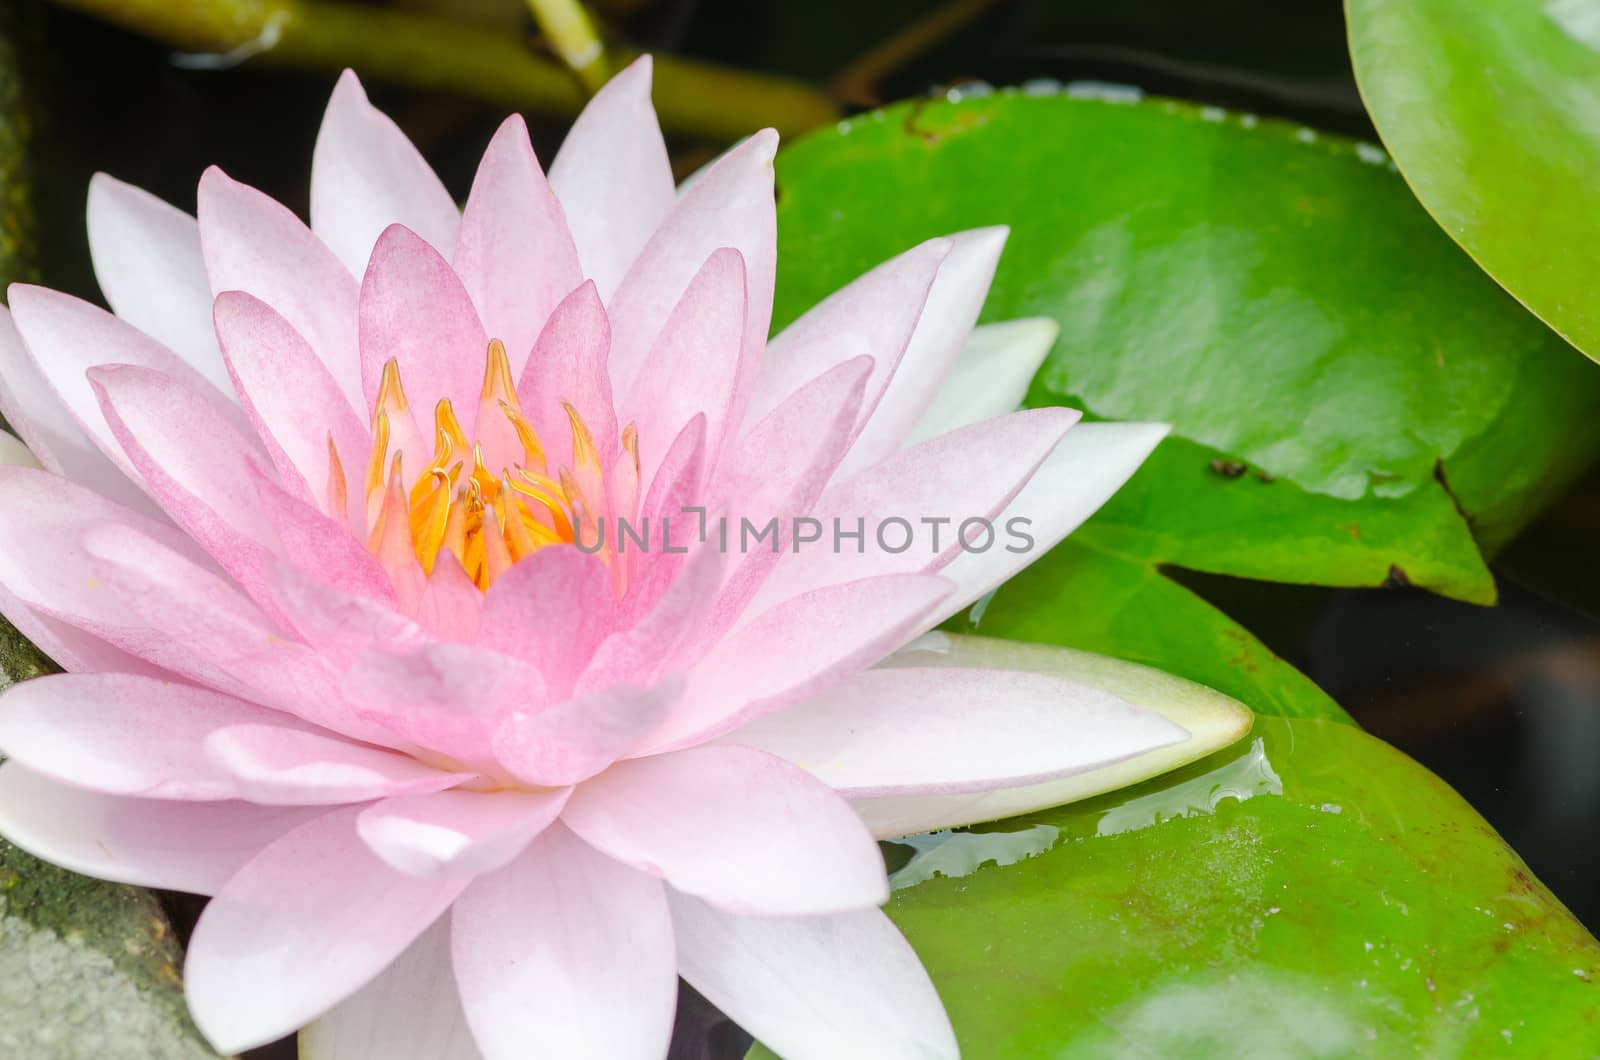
[1347,0,1600,364]
[773,92,1600,719]
[752,711,1600,1058]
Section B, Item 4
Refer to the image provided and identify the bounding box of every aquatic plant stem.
[49,0,839,140]
[524,0,609,94]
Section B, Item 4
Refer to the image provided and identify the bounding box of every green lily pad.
[751,712,1600,1058]
[1347,0,1600,364]
[773,92,1600,720]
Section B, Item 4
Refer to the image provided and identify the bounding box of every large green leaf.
[1347,0,1600,363]
[774,92,1600,720]
[752,711,1600,1058]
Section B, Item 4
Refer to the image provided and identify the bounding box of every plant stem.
[49,0,838,141]
[831,0,999,106]
[524,0,608,94]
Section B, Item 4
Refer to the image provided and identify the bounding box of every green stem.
[524,0,609,94]
[49,0,839,141]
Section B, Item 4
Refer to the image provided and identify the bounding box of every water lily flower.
[0,59,1238,1059]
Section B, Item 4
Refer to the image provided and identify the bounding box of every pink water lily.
[0,58,1211,1058]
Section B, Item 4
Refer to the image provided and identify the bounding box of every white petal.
[835,226,1008,478]
[904,317,1058,445]
[935,421,1170,616]
[357,787,568,876]
[301,919,482,1060]
[452,824,676,1060]
[312,70,460,277]
[185,805,469,1053]
[548,56,675,300]
[562,745,887,916]
[670,892,957,1060]
[86,174,230,395]
[728,665,1187,798]
[850,632,1254,836]
[0,763,322,894]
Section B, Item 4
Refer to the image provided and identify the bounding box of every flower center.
[329,340,638,593]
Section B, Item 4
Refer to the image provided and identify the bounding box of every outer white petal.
[300,919,482,1060]
[548,56,675,300]
[356,787,569,876]
[851,633,1254,837]
[185,805,469,1054]
[0,302,163,517]
[904,317,1059,445]
[312,70,461,277]
[86,174,230,396]
[835,226,1008,478]
[670,892,958,1060]
[452,824,677,1060]
[936,420,1171,616]
[726,665,1187,798]
[0,763,322,894]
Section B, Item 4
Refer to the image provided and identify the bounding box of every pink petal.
[604,130,776,411]
[312,70,460,277]
[206,724,470,805]
[669,893,957,1060]
[86,174,229,395]
[515,281,618,476]
[81,521,402,745]
[186,805,470,1054]
[479,546,614,697]
[89,363,280,589]
[343,643,545,768]
[0,763,323,894]
[0,673,291,799]
[451,823,676,1060]
[249,463,398,607]
[215,291,370,524]
[836,226,1009,478]
[547,56,674,300]
[562,745,887,915]
[7,284,243,505]
[197,166,363,410]
[261,561,431,667]
[0,580,145,676]
[299,920,481,1060]
[455,114,582,375]
[416,553,484,644]
[493,680,679,788]
[0,305,147,510]
[683,356,873,654]
[755,407,1079,608]
[360,224,487,421]
[727,666,1187,798]
[937,421,1170,615]
[617,414,706,626]
[619,247,746,490]
[0,466,210,677]
[357,787,569,876]
[747,235,949,429]
[577,543,727,694]
[644,573,953,752]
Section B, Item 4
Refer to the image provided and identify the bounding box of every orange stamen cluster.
[326,340,638,592]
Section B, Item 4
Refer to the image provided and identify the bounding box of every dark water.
[13,2,1598,1056]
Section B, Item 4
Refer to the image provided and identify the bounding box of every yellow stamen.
[353,343,640,592]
